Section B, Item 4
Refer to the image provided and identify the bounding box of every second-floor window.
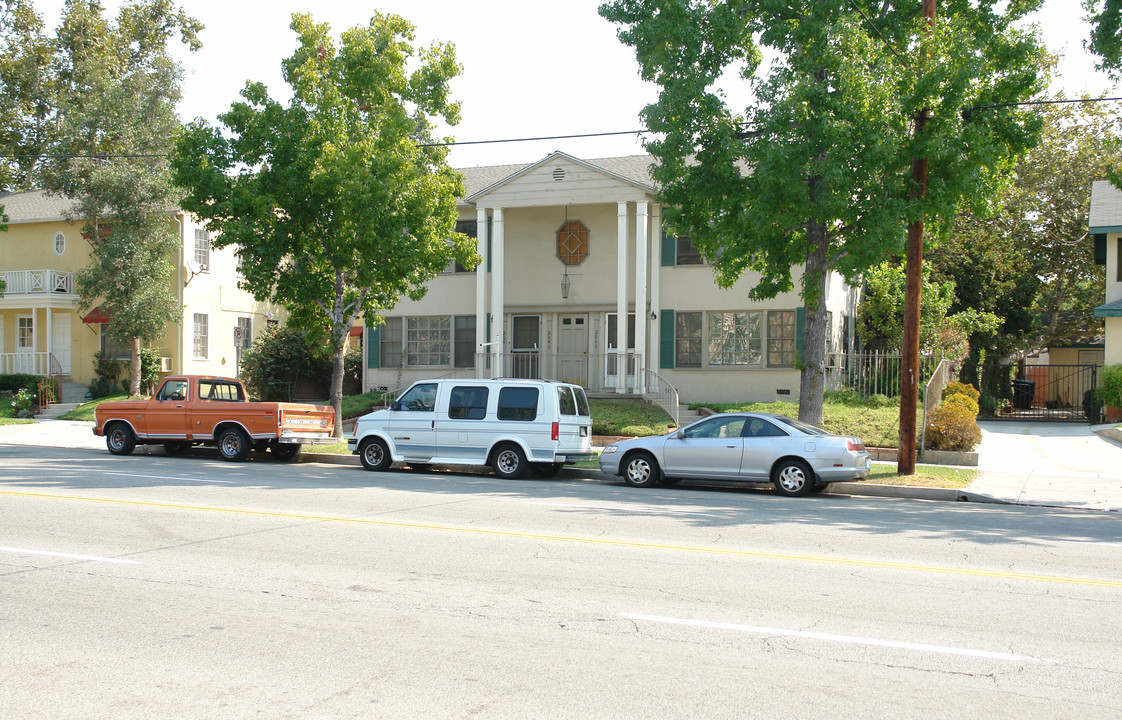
[194,228,210,271]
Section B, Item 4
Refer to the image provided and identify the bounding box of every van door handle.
[431,420,435,429]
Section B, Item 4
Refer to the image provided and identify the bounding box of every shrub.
[240,326,332,401]
[12,387,35,415]
[942,391,979,417]
[926,401,982,452]
[0,373,41,394]
[943,381,980,404]
[1096,364,1122,409]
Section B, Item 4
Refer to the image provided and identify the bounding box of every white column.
[490,207,505,378]
[634,201,648,394]
[650,204,662,371]
[475,208,489,378]
[616,202,628,392]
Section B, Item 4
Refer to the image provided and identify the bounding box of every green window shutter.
[660,310,675,369]
[795,307,805,363]
[661,227,676,266]
[367,323,381,369]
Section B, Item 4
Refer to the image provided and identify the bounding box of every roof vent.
[553,167,566,182]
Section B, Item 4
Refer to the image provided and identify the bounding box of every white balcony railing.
[0,352,56,376]
[0,269,75,295]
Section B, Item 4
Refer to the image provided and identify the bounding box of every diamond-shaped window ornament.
[557,220,589,265]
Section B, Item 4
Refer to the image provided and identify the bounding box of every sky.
[33,0,1121,169]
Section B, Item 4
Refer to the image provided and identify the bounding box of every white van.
[348,378,595,478]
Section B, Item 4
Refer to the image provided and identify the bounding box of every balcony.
[0,269,75,295]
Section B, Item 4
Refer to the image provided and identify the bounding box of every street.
[2,444,1121,719]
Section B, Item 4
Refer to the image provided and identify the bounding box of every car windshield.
[773,415,828,436]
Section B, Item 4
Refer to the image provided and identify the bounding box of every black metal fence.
[963,363,1100,423]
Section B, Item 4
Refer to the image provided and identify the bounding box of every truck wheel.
[217,427,251,462]
[106,423,135,456]
[492,443,527,479]
[359,437,391,471]
[272,442,301,461]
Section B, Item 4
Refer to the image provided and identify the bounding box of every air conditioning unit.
[159,357,174,372]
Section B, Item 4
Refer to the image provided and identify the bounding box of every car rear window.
[198,381,242,401]
[497,387,538,421]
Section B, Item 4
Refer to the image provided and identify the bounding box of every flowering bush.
[926,401,982,452]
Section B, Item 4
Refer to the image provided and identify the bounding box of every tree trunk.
[329,338,346,440]
[798,220,829,427]
[129,337,142,397]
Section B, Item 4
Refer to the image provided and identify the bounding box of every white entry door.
[51,315,72,375]
[558,314,589,386]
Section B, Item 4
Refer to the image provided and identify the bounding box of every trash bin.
[1012,379,1035,410]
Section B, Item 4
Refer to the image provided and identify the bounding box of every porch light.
[561,270,571,299]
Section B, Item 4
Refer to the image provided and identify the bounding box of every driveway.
[967,421,1122,510]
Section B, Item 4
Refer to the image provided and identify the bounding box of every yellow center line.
[5,489,1121,588]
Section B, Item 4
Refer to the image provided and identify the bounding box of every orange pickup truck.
[93,375,336,461]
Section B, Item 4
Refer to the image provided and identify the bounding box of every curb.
[822,482,989,503]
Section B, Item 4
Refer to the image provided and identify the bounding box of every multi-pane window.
[767,311,796,368]
[407,316,450,366]
[194,228,211,271]
[100,332,130,360]
[676,234,702,265]
[18,317,34,349]
[53,232,66,256]
[454,315,476,368]
[675,312,702,367]
[708,311,762,366]
[193,313,208,359]
[237,317,252,350]
[444,220,477,273]
[380,317,404,367]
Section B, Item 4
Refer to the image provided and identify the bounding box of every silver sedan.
[598,412,871,496]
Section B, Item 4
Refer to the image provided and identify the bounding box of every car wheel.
[773,459,814,497]
[528,462,564,478]
[359,437,391,471]
[272,442,301,461]
[217,427,251,462]
[492,443,527,479]
[163,440,189,456]
[106,423,135,456]
[623,452,659,488]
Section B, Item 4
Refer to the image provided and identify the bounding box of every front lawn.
[0,396,36,425]
[59,395,129,421]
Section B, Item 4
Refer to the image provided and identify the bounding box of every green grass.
[590,398,678,436]
[868,462,977,488]
[0,396,35,425]
[59,395,129,422]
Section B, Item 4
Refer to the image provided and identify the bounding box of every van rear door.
[555,385,592,457]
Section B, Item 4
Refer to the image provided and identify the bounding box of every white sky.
[34,0,1120,168]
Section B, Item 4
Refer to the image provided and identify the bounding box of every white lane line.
[620,613,1042,662]
[0,546,140,564]
[527,501,720,517]
[103,471,235,484]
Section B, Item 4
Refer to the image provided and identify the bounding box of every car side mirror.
[390,400,401,411]
[674,429,686,439]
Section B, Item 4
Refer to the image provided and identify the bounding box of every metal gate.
[964,364,1100,422]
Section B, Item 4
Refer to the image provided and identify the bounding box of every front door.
[51,315,71,375]
[558,314,589,386]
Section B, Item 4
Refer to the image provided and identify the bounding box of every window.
[53,232,66,256]
[497,386,539,421]
[199,380,244,401]
[557,386,577,415]
[397,383,437,412]
[194,228,211,271]
[448,386,488,419]
[708,311,762,366]
[744,417,787,438]
[573,386,590,416]
[266,318,279,329]
[193,313,208,359]
[18,317,34,349]
[682,416,746,439]
[557,220,589,265]
[606,313,636,350]
[767,311,796,368]
[675,312,702,367]
[676,234,702,265]
[444,220,477,273]
[380,317,403,367]
[100,331,130,360]
[454,316,476,368]
[157,380,188,401]
[237,317,252,350]
[407,316,450,366]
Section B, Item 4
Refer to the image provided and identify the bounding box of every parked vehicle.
[598,412,871,496]
[93,375,335,461]
[348,378,594,478]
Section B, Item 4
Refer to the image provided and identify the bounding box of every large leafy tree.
[1086,0,1122,78]
[36,0,201,395]
[0,0,53,192]
[173,12,474,437]
[600,0,1046,425]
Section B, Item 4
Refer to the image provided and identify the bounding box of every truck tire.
[216,427,251,462]
[106,423,136,456]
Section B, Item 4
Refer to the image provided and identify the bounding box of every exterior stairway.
[676,404,704,428]
[35,381,88,420]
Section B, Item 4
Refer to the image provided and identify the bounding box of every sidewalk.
[3,418,1121,511]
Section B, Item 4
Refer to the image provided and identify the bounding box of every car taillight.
[552,421,559,441]
[847,439,865,452]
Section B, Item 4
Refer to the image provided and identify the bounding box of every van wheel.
[529,462,564,478]
[359,437,391,471]
[217,427,251,462]
[492,444,527,479]
[106,423,135,456]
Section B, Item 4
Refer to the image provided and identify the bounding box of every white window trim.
[673,309,797,370]
[53,232,66,256]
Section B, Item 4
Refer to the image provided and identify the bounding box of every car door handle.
[727,444,736,448]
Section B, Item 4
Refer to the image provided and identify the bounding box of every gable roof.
[461,151,655,203]
[1089,180,1122,232]
[0,189,75,224]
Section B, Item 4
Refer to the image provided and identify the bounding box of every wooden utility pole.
[899,0,937,475]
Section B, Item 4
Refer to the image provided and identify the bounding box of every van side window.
[398,383,437,412]
[497,387,539,421]
[449,386,488,419]
[557,386,576,415]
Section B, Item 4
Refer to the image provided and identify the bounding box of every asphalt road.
[3,445,1121,719]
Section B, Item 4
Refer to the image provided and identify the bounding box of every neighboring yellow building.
[1091,180,1122,367]
[0,190,283,394]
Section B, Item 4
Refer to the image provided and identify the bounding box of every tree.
[600,0,1046,425]
[38,0,201,396]
[1085,0,1122,78]
[173,12,475,438]
[0,0,53,192]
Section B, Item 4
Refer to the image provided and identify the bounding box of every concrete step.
[58,381,88,404]
[37,402,81,419]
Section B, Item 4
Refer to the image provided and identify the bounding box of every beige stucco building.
[1091,180,1122,367]
[363,152,861,407]
[0,189,281,391]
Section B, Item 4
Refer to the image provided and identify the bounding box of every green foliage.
[942,392,980,418]
[239,325,326,402]
[0,373,40,394]
[925,402,982,452]
[943,381,980,404]
[1095,364,1122,408]
[58,394,129,422]
[138,346,163,394]
[12,387,34,414]
[1086,0,1122,79]
[0,0,52,191]
[173,12,473,436]
[589,399,678,436]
